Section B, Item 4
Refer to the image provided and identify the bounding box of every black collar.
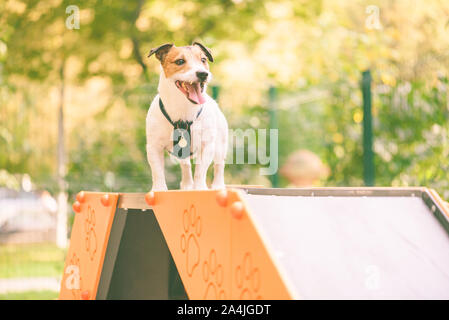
[158,98,203,128]
[159,98,203,159]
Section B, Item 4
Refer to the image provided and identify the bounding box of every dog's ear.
[148,43,174,62]
[192,42,214,62]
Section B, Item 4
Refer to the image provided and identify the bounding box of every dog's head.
[148,42,213,105]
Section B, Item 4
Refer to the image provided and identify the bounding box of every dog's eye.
[175,59,185,66]
[201,57,207,63]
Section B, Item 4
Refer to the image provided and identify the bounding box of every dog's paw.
[151,184,168,191]
[180,181,194,190]
[211,183,226,190]
[193,182,209,190]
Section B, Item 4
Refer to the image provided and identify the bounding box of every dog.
[146,42,228,191]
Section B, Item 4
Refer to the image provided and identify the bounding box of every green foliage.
[0,243,66,278]
[0,169,20,190]
[0,290,59,300]
[1,0,448,200]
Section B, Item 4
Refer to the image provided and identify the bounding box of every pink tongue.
[185,82,206,104]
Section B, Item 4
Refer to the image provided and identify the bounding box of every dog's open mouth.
[175,80,206,105]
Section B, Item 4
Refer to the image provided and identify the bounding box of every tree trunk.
[56,62,68,249]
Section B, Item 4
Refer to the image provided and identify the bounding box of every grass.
[0,243,66,279]
[0,290,59,300]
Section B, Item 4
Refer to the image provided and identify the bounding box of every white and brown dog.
[146,42,228,191]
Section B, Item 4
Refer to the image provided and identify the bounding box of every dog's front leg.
[179,158,194,190]
[193,143,214,190]
[147,144,168,191]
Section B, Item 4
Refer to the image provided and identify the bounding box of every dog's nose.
[196,71,208,82]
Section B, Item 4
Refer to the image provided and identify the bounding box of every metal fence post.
[268,86,279,188]
[362,70,375,186]
[211,85,220,100]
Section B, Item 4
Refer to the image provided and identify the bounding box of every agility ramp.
[59,187,449,300]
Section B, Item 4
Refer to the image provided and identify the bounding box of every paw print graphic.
[67,253,83,299]
[203,250,226,299]
[235,252,261,299]
[180,205,201,277]
[84,205,97,261]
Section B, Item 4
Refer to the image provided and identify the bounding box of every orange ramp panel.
[59,192,118,300]
[151,189,292,299]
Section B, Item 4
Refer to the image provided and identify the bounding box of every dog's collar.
[158,98,203,127]
[159,98,203,159]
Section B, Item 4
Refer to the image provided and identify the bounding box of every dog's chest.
[164,113,215,157]
[170,119,194,159]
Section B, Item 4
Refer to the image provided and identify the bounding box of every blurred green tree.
[0,0,448,201]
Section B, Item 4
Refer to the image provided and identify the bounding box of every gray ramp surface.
[243,194,449,299]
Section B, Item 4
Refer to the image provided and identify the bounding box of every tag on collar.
[172,121,193,159]
[159,98,202,159]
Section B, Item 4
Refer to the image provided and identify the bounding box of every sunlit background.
[0,0,448,299]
